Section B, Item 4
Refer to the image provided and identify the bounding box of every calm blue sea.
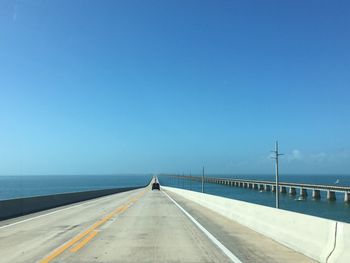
[1,174,350,224]
[0,175,152,200]
[159,174,350,224]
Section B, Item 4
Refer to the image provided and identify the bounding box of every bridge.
[165,174,350,202]
[0,177,349,263]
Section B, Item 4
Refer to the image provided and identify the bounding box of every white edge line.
[162,190,243,263]
[0,189,141,230]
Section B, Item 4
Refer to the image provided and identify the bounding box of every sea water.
[0,174,152,200]
[1,174,349,224]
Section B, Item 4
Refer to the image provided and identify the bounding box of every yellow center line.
[39,190,147,263]
[70,230,98,253]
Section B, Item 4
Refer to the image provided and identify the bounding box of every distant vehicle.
[152,182,160,190]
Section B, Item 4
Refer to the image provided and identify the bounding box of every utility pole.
[182,172,184,189]
[201,166,205,193]
[271,141,283,209]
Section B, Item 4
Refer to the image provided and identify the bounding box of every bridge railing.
[161,174,350,202]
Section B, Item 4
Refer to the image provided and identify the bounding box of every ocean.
[158,174,350,224]
[1,174,349,224]
[0,175,152,200]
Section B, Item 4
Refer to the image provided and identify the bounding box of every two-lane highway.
[0,188,232,263]
[0,188,145,263]
[0,186,315,263]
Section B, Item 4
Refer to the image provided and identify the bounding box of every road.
[0,186,314,262]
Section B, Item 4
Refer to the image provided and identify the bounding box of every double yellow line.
[40,190,146,263]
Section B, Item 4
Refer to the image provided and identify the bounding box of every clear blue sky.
[0,0,349,175]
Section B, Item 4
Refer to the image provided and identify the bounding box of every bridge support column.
[344,193,350,202]
[289,187,296,195]
[327,191,336,201]
[272,185,276,192]
[312,190,321,199]
[300,188,308,197]
[264,184,271,191]
[280,186,287,193]
[243,182,248,188]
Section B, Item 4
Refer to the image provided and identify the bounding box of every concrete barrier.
[163,186,341,263]
[328,222,350,263]
[0,186,143,221]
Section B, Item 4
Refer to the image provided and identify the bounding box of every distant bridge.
[164,175,350,202]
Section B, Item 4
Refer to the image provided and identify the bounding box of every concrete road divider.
[163,186,348,263]
[328,222,350,263]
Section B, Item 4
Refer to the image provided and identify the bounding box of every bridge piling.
[280,186,287,193]
[300,188,308,197]
[327,190,336,201]
[272,185,276,192]
[312,190,321,199]
[289,187,296,195]
[344,192,350,202]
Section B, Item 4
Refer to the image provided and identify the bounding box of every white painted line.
[162,190,242,263]
[0,189,140,230]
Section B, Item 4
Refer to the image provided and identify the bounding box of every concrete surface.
[165,190,315,263]
[53,189,232,263]
[0,185,332,263]
[0,187,232,263]
[163,186,337,262]
[0,188,143,263]
[328,222,350,263]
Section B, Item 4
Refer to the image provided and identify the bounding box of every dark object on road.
[152,182,160,190]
